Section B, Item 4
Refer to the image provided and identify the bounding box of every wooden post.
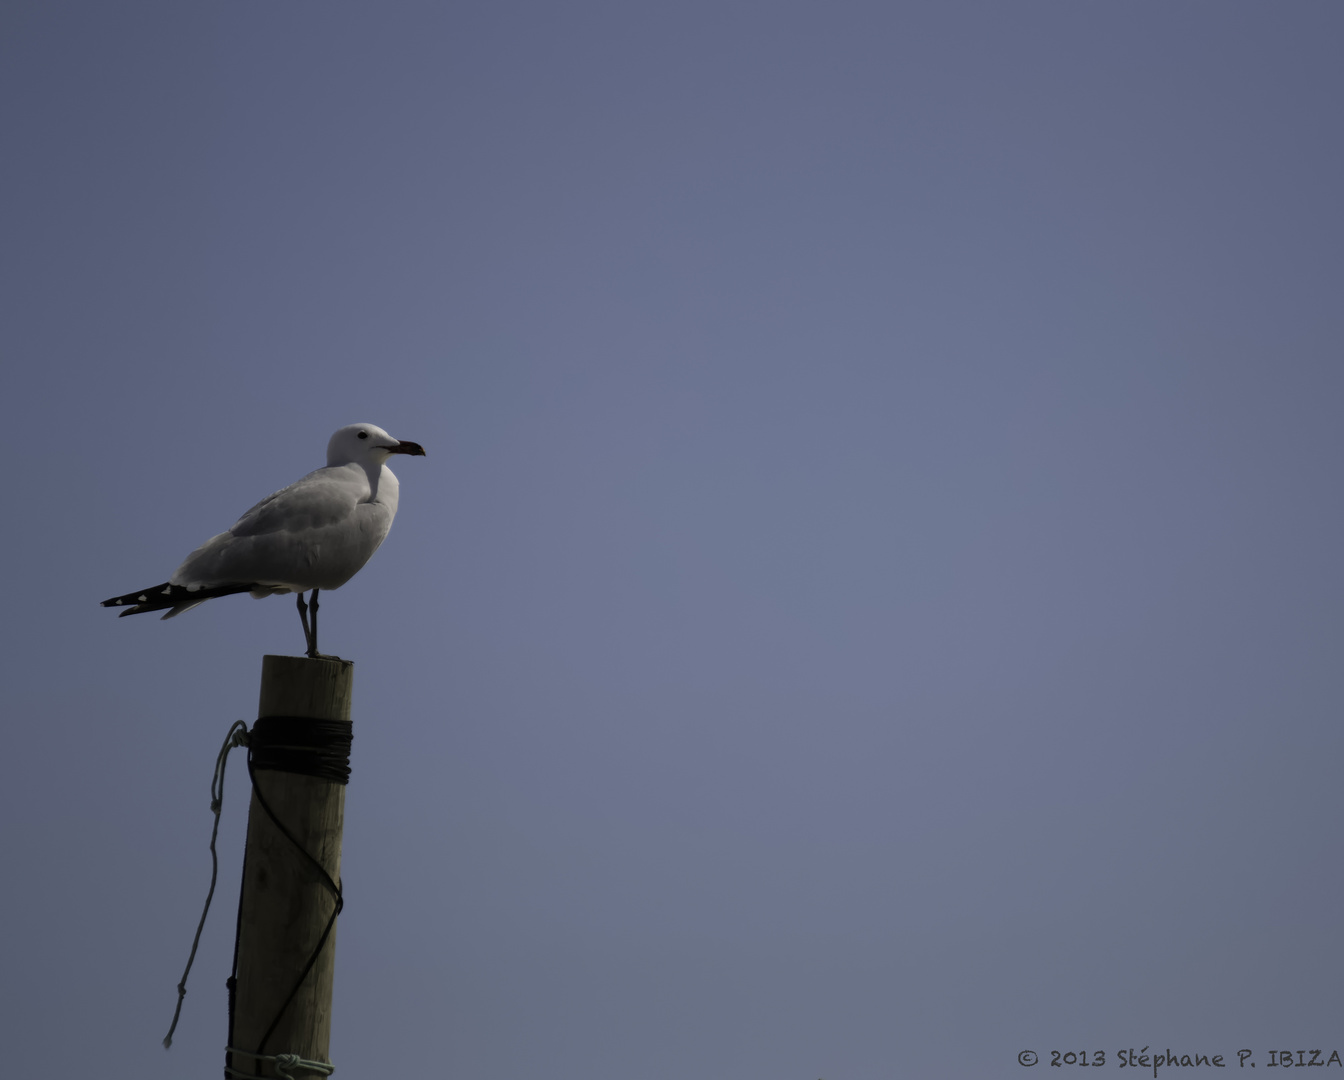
[229,655,353,1079]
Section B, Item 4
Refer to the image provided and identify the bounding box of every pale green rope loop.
[162,720,251,1049]
[225,1047,335,1078]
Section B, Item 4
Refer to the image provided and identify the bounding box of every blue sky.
[3,3,1343,1077]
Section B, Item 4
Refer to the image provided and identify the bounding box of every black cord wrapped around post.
[227,655,353,1080]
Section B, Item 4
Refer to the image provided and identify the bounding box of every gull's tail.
[101,581,258,619]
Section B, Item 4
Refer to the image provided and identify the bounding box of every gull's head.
[327,423,427,467]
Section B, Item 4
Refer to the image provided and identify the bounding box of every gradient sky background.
[3,3,1343,1078]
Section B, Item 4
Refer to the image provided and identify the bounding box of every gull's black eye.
[357,431,368,439]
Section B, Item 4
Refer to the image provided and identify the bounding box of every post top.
[259,654,355,723]
[262,653,354,668]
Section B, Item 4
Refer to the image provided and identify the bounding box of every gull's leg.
[299,590,328,658]
[296,591,314,655]
[299,590,340,660]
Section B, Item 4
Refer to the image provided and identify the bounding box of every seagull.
[103,423,426,658]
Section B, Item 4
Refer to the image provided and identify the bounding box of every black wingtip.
[101,580,262,616]
[102,582,175,614]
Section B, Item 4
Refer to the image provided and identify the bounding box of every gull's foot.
[305,650,345,661]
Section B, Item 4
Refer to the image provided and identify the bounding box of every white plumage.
[103,423,425,656]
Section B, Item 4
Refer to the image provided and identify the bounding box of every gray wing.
[229,468,359,537]
[171,467,394,592]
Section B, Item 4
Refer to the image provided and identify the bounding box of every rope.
[243,739,345,1057]
[163,720,251,1049]
[224,1048,335,1078]
[249,716,353,784]
[165,713,352,1077]
[229,714,351,1071]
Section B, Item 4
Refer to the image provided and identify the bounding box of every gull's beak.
[387,439,426,457]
